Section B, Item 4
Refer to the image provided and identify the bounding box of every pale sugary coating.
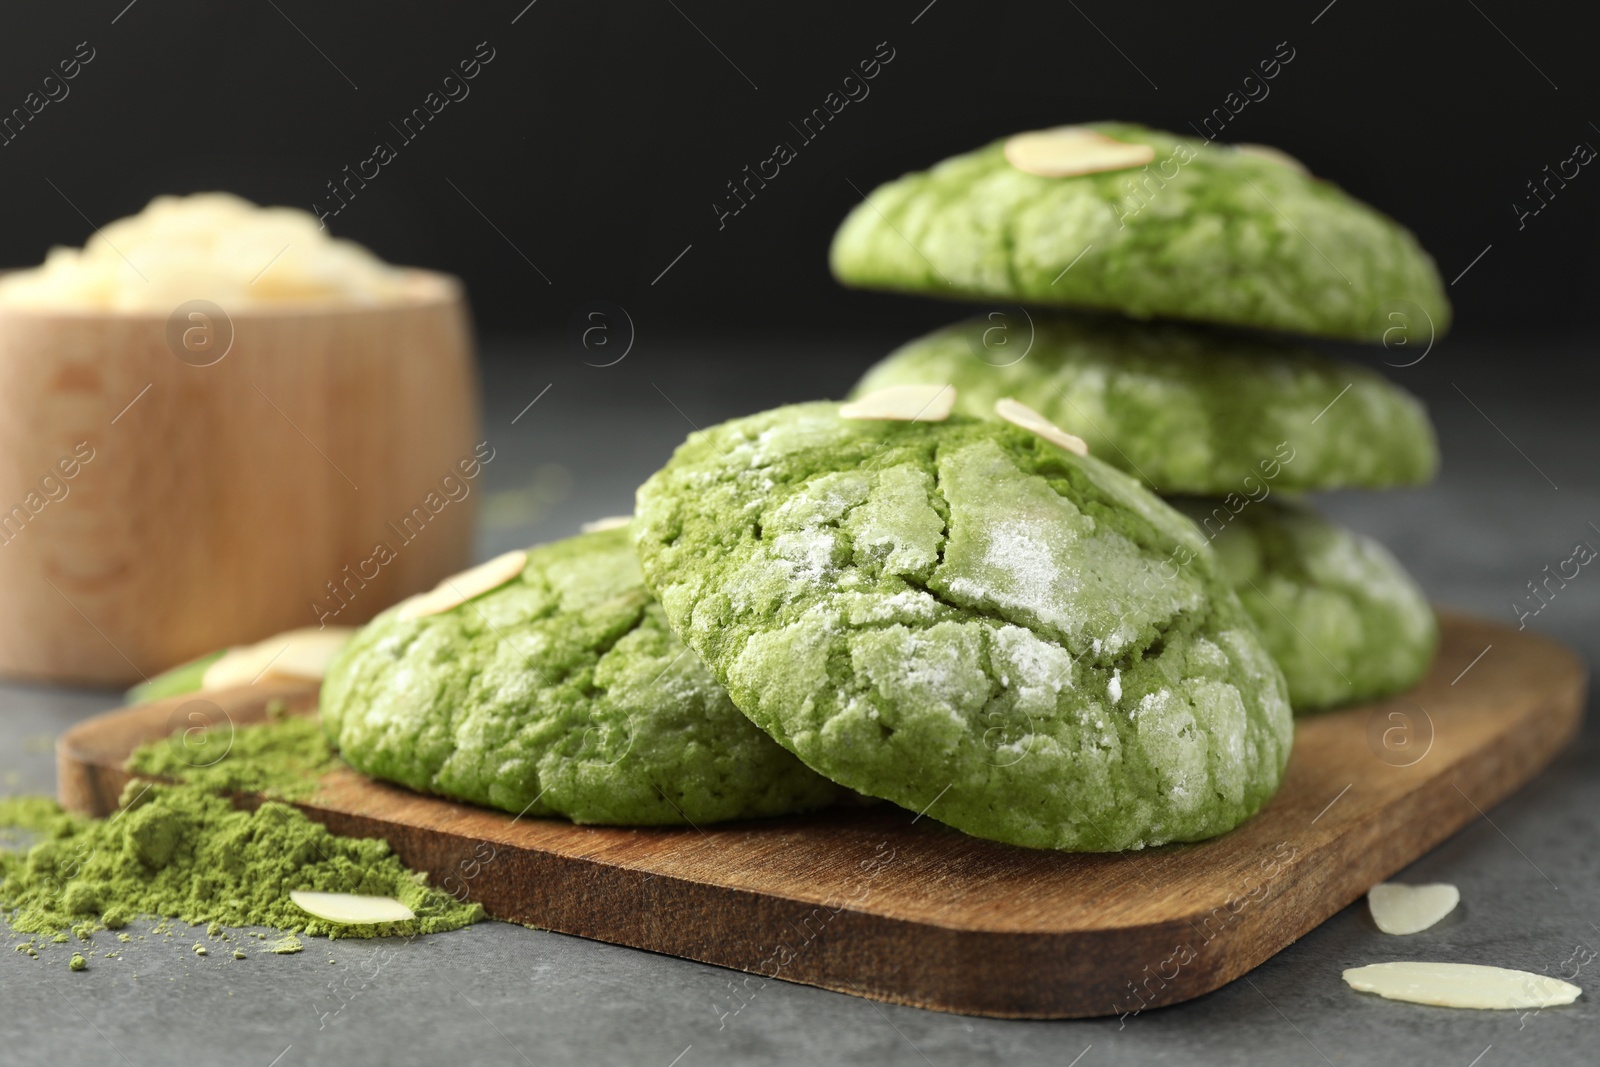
[850,313,1439,494]
[830,123,1450,342]
[320,528,843,825]
[1173,498,1438,711]
[634,403,1293,851]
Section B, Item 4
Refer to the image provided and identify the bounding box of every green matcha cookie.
[319,528,843,825]
[830,123,1450,342]
[634,403,1293,851]
[1172,498,1437,711]
[849,313,1438,493]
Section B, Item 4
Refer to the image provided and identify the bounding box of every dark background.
[0,0,1594,345]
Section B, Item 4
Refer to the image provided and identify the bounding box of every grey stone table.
[2,334,1596,1066]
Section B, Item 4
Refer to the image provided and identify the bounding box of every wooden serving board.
[56,612,1585,1019]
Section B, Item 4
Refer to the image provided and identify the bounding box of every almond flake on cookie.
[1004,127,1155,177]
[995,397,1089,455]
[839,384,956,422]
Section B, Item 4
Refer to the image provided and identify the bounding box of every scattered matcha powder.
[4,713,481,949]
[270,934,304,955]
[68,952,86,971]
[0,778,482,944]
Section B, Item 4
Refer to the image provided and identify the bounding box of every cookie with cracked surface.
[848,313,1438,494]
[829,122,1450,342]
[634,402,1294,851]
[319,528,845,825]
[1173,497,1437,711]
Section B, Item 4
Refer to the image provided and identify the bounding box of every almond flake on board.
[289,891,416,925]
[839,384,956,422]
[265,627,356,680]
[397,549,528,621]
[199,627,353,691]
[994,398,1089,456]
[1003,127,1156,178]
[580,515,634,533]
[1367,882,1459,935]
[1234,142,1310,176]
[1342,962,1582,1010]
[201,644,281,692]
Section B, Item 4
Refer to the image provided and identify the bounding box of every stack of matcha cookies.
[318,122,1445,854]
[835,122,1444,712]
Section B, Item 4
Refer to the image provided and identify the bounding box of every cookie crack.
[916,447,1054,635]
[557,590,654,695]
[917,441,1199,668]
[899,573,1013,631]
[929,448,952,571]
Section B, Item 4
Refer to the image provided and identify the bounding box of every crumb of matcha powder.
[69,953,86,971]
[0,779,482,944]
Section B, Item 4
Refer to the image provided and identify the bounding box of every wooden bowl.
[0,270,481,685]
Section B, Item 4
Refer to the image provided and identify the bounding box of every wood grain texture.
[0,271,480,684]
[56,613,1586,1018]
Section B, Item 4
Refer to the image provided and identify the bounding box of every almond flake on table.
[289,891,416,925]
[1367,882,1459,935]
[1342,962,1581,1010]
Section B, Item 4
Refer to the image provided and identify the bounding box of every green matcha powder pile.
[1,714,482,950]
